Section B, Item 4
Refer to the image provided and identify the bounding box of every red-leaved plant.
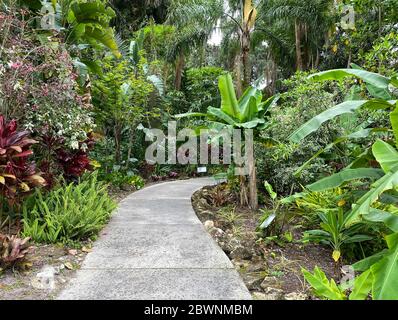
[0,115,46,208]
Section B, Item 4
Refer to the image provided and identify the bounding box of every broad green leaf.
[345,171,398,227]
[306,168,384,192]
[289,100,368,143]
[218,74,239,118]
[349,269,373,300]
[240,96,259,122]
[84,26,121,58]
[258,95,279,113]
[207,107,237,126]
[309,69,391,89]
[390,105,398,147]
[174,112,208,119]
[237,118,265,129]
[372,140,398,173]
[364,208,398,232]
[371,233,398,300]
[295,129,373,176]
[290,100,395,143]
[264,181,277,200]
[302,267,346,300]
[352,250,388,272]
[238,86,262,120]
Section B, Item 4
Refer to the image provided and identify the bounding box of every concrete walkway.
[57,178,251,300]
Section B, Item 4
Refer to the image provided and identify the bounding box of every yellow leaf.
[332,250,341,262]
[332,44,338,53]
[338,200,346,207]
[90,160,101,168]
[27,174,46,185]
[247,8,257,30]
[20,182,30,192]
[243,0,253,22]
[2,174,16,180]
[0,176,4,185]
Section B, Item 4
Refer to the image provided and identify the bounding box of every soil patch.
[192,184,338,300]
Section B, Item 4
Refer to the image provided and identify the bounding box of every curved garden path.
[57,178,251,300]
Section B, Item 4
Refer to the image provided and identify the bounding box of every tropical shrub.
[0,234,30,270]
[257,71,353,194]
[0,115,46,226]
[177,73,279,208]
[291,67,398,300]
[184,67,225,113]
[21,173,116,244]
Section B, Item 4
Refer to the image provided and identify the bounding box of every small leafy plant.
[21,173,116,244]
[0,234,30,270]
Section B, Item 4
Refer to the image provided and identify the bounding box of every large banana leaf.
[302,267,346,300]
[239,94,260,122]
[372,140,398,173]
[290,100,396,143]
[345,170,398,227]
[364,208,398,232]
[371,233,398,300]
[309,69,391,89]
[295,128,374,175]
[306,168,385,192]
[219,74,239,118]
[349,269,373,300]
[390,104,398,146]
[207,107,237,126]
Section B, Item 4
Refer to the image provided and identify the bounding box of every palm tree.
[266,0,335,71]
[166,0,223,90]
[167,0,259,92]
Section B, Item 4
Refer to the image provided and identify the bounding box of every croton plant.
[0,115,46,207]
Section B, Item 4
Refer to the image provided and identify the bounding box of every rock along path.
[57,178,251,300]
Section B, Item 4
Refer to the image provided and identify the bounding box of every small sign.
[197,166,207,173]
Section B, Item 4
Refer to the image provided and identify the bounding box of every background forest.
[0,0,398,300]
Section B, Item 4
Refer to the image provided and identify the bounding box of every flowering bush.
[0,8,94,151]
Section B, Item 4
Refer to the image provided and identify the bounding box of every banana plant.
[289,67,398,300]
[176,73,278,209]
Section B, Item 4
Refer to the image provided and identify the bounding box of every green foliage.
[302,266,346,300]
[21,173,116,244]
[303,208,373,262]
[176,73,278,129]
[66,0,121,57]
[257,71,348,194]
[102,172,144,190]
[184,67,225,113]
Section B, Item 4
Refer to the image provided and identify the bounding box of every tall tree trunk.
[295,20,303,71]
[235,54,243,97]
[241,30,251,89]
[174,52,185,91]
[247,139,258,210]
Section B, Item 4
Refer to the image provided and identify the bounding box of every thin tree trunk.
[247,140,258,210]
[241,30,251,89]
[295,20,303,71]
[174,52,185,91]
[235,54,243,97]
[126,127,134,170]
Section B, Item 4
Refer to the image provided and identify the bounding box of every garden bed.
[192,184,338,300]
[0,243,90,300]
